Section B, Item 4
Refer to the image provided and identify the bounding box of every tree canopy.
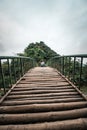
[24,41,59,64]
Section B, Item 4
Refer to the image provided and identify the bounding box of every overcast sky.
[0,0,87,56]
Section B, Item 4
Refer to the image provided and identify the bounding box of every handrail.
[0,56,33,59]
[48,54,87,89]
[0,56,36,97]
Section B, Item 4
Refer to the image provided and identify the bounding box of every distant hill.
[18,41,59,64]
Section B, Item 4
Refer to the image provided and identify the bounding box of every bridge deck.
[0,67,87,130]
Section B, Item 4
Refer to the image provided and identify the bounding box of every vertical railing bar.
[73,56,76,83]
[65,57,67,76]
[68,57,71,79]
[60,57,62,73]
[60,58,61,73]
[79,57,83,89]
[7,59,12,87]
[22,59,24,75]
[23,59,26,74]
[0,59,6,94]
[57,58,59,70]
[60,58,61,72]
[20,58,23,76]
[17,58,21,79]
[13,58,16,82]
[62,57,64,75]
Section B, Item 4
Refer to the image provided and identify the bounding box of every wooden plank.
[2,97,84,106]
[6,92,79,99]
[0,67,87,129]
[13,86,73,91]
[10,89,76,95]
[0,102,87,114]
[0,108,87,125]
[6,95,81,102]
[0,118,87,130]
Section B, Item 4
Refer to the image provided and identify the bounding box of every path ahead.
[0,67,87,130]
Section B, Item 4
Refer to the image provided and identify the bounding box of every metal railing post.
[73,57,76,83]
[0,59,6,94]
[62,57,64,75]
[17,58,21,79]
[47,54,87,89]
[0,56,36,97]
[68,57,71,79]
[79,57,83,89]
[7,59,12,86]
[13,58,16,82]
[20,58,23,76]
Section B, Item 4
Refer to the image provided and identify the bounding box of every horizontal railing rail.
[48,54,87,89]
[0,56,36,97]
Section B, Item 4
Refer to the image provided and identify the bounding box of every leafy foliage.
[24,41,59,64]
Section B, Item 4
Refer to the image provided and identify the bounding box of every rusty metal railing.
[0,56,36,96]
[48,54,87,89]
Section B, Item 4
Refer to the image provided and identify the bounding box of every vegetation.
[0,42,59,96]
[23,41,59,65]
[48,56,87,93]
[0,57,34,96]
[0,41,87,96]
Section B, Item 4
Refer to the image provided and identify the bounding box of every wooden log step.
[15,83,70,88]
[13,86,73,91]
[10,89,76,95]
[24,75,61,78]
[0,67,87,129]
[5,95,81,101]
[21,79,66,82]
[23,75,62,78]
[0,108,87,125]
[0,118,87,130]
[21,77,66,82]
[2,97,84,106]
[0,102,87,114]
[6,92,79,99]
[19,82,70,86]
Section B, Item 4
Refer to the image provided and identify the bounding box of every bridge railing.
[48,54,87,89]
[0,56,36,96]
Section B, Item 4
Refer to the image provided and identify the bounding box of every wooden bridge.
[0,67,87,129]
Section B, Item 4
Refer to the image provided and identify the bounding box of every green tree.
[24,41,59,64]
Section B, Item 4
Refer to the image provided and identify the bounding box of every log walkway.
[0,67,87,130]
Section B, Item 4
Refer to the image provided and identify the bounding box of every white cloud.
[0,12,29,55]
[0,0,87,56]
